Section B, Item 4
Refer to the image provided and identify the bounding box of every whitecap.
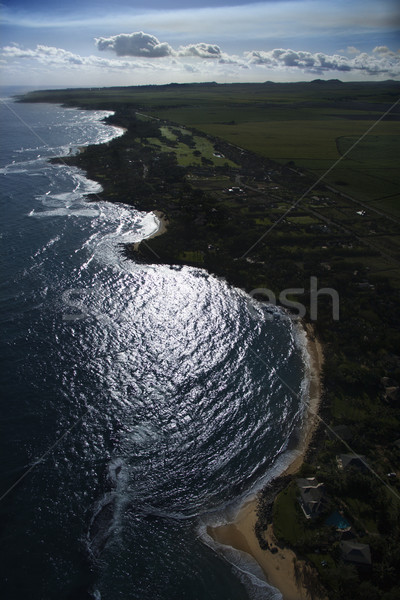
[29,208,100,218]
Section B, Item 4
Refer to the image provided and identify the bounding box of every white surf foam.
[200,525,282,600]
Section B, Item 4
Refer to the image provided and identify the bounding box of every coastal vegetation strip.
[19,81,400,600]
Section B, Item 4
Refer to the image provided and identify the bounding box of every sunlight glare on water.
[0,99,306,600]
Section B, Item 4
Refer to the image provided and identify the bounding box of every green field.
[188,120,400,211]
[139,125,238,167]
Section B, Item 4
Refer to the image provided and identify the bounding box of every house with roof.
[296,477,327,519]
[340,541,372,566]
[336,453,368,472]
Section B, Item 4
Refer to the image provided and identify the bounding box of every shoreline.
[52,101,324,597]
[150,210,169,240]
[208,321,324,600]
[133,210,169,250]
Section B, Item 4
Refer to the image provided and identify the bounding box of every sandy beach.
[151,210,169,239]
[132,210,168,251]
[208,322,324,600]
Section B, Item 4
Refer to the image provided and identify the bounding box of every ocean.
[0,94,308,600]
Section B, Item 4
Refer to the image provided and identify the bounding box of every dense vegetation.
[20,81,400,599]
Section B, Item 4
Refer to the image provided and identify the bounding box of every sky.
[0,0,399,88]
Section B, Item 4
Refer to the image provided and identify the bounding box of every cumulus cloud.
[177,43,221,59]
[247,48,349,71]
[91,31,400,77]
[95,31,173,57]
[372,45,400,56]
[2,44,84,65]
[346,46,361,55]
[2,39,400,80]
[245,47,400,76]
[95,32,226,61]
[0,43,161,71]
